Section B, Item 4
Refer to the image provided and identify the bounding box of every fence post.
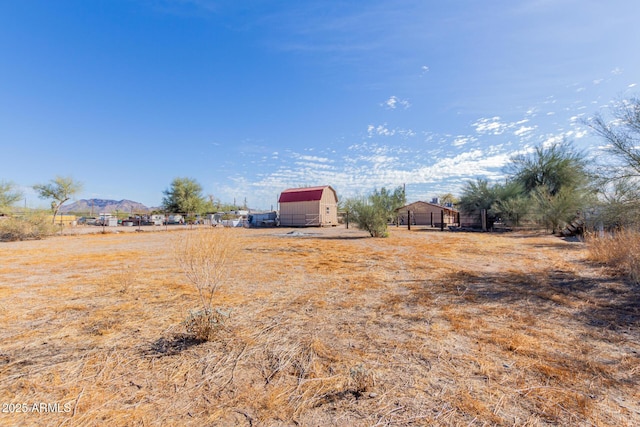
[440,210,444,231]
[481,209,487,232]
[407,210,411,230]
[430,212,433,227]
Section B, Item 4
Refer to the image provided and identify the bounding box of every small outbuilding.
[396,201,459,227]
[278,186,338,227]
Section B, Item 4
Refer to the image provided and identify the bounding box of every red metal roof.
[278,186,331,203]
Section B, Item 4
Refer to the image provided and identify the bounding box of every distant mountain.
[60,199,151,214]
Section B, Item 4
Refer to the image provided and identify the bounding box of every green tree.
[509,142,591,233]
[370,186,406,219]
[458,179,500,219]
[588,97,640,179]
[532,186,591,234]
[509,142,588,196]
[587,97,640,228]
[591,179,640,229]
[458,179,526,227]
[162,177,206,217]
[344,186,406,237]
[0,180,23,213]
[33,176,82,224]
[491,181,528,226]
[437,192,459,206]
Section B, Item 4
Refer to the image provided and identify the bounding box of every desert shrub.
[115,264,138,294]
[348,363,375,393]
[183,307,231,341]
[0,213,56,241]
[343,186,405,237]
[347,200,389,237]
[175,228,238,340]
[585,229,640,283]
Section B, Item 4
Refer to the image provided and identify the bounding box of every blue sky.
[1,0,639,209]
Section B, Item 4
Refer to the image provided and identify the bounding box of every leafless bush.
[115,264,138,294]
[175,228,238,340]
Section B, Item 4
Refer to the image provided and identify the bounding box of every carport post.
[407,210,411,230]
[440,210,444,231]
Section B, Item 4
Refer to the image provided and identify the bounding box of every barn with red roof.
[278,186,338,227]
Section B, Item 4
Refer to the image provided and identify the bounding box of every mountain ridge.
[60,199,151,214]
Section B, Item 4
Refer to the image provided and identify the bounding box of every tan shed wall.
[319,189,338,226]
[279,188,338,227]
[279,200,320,226]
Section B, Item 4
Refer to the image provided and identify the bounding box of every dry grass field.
[1,226,639,426]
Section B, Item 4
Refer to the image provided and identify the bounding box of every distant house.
[149,214,165,226]
[396,201,459,227]
[278,186,338,227]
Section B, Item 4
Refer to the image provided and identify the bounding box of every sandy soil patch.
[1,226,638,426]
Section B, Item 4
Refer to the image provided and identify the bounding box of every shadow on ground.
[145,334,204,357]
[435,266,640,331]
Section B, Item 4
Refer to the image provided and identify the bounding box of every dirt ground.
[0,225,639,426]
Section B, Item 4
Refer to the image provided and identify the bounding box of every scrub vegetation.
[1,226,638,426]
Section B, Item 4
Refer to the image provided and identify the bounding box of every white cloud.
[383,96,410,110]
[367,124,415,138]
[541,134,566,147]
[569,114,584,123]
[514,126,535,137]
[452,136,473,147]
[368,124,394,137]
[238,139,526,207]
[398,129,416,138]
[472,117,507,135]
[295,154,332,163]
[573,129,588,139]
[222,83,618,208]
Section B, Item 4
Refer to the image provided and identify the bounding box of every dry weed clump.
[111,264,139,294]
[175,228,239,340]
[586,229,640,283]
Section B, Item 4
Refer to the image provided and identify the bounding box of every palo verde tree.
[586,96,640,228]
[508,141,592,233]
[162,177,206,218]
[344,185,406,237]
[588,96,640,180]
[458,179,527,227]
[0,180,23,213]
[33,176,82,224]
[457,179,500,218]
[509,141,589,197]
